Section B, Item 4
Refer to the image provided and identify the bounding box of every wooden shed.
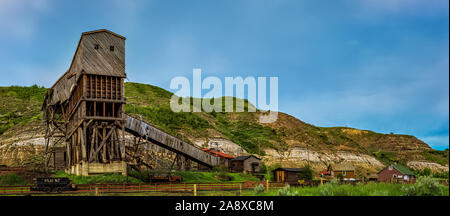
[329,163,356,181]
[273,168,304,185]
[230,155,261,173]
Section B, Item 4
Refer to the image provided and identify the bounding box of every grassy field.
[50,170,260,185]
[129,170,260,183]
[18,183,449,196]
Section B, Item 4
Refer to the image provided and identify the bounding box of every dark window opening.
[110,46,115,51]
[94,44,99,49]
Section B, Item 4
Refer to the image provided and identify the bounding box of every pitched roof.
[202,148,235,159]
[392,164,415,175]
[319,169,330,175]
[82,29,126,40]
[331,163,355,171]
[274,168,304,172]
[231,155,260,161]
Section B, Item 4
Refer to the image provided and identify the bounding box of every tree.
[422,168,432,177]
[298,164,314,180]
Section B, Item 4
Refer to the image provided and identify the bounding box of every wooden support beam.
[102,126,107,162]
[115,128,121,160]
[81,122,87,161]
[89,124,97,161]
[89,126,115,163]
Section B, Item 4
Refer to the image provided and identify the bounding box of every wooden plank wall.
[125,114,222,168]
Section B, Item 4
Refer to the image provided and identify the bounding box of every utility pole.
[307,143,310,166]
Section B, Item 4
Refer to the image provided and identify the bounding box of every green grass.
[215,115,285,154]
[54,171,143,184]
[0,85,46,135]
[0,174,27,186]
[421,150,449,166]
[129,171,260,183]
[258,183,449,196]
[370,150,404,165]
[125,105,211,137]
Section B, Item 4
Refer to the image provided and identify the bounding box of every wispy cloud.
[0,0,49,39]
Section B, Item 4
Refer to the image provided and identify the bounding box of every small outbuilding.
[273,168,304,185]
[377,164,416,183]
[230,155,261,173]
[202,148,235,167]
[329,163,356,181]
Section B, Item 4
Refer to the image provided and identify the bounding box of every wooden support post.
[115,128,121,160]
[89,124,96,161]
[66,137,71,167]
[193,184,197,196]
[102,126,107,162]
[90,126,114,163]
[80,125,87,161]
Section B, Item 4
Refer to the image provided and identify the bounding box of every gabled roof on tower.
[82,29,126,40]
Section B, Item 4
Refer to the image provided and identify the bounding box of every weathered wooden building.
[329,163,356,181]
[273,168,304,185]
[43,29,127,176]
[230,155,261,173]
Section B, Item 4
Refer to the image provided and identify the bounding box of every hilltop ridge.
[0,83,448,173]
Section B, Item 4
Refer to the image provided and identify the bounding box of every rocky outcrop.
[407,161,449,172]
[263,147,384,172]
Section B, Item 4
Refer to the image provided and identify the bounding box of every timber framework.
[43,29,223,176]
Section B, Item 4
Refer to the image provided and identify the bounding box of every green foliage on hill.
[0,82,448,168]
[0,85,46,135]
[421,149,449,166]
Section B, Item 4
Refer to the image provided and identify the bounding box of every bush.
[277,185,298,196]
[0,174,26,186]
[298,164,314,180]
[401,176,444,196]
[254,184,265,194]
[319,179,339,196]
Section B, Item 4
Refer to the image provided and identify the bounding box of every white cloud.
[0,0,49,39]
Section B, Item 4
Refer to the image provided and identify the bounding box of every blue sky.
[0,0,448,150]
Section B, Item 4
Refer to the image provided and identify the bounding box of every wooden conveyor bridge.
[124,114,220,168]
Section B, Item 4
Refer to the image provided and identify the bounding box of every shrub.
[401,176,444,196]
[298,164,314,180]
[277,185,298,196]
[0,174,26,185]
[254,184,265,194]
[319,179,339,196]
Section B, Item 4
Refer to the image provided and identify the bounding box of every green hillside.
[0,83,448,168]
[0,85,46,135]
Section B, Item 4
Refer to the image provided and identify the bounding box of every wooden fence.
[0,181,285,195]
